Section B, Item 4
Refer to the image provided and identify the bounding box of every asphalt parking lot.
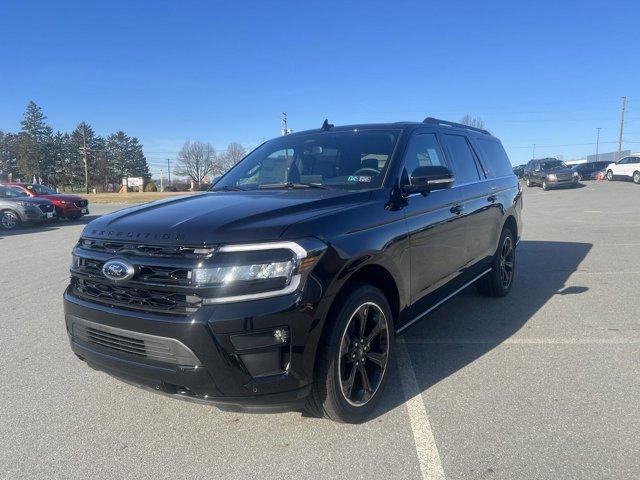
[1,180,639,480]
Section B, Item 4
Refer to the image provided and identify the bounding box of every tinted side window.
[474,139,514,178]
[442,134,482,184]
[401,133,447,185]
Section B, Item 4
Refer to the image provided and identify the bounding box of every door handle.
[450,204,463,215]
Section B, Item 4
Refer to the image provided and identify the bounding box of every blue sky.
[1,0,639,173]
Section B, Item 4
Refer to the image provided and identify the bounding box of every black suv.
[64,118,522,423]
[524,158,579,190]
[572,161,610,181]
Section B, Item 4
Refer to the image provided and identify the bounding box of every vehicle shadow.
[372,240,592,419]
[0,215,99,239]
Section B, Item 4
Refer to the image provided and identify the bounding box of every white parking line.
[396,341,446,480]
[401,337,640,345]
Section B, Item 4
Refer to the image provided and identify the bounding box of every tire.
[476,227,516,297]
[633,171,640,184]
[577,174,583,182]
[542,180,549,191]
[607,170,614,181]
[1,210,21,230]
[306,284,394,423]
[525,178,532,187]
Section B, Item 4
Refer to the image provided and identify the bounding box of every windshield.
[25,184,56,194]
[212,129,399,191]
[540,160,567,171]
[0,186,29,198]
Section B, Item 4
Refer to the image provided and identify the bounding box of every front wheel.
[633,171,640,184]
[306,284,393,423]
[542,180,550,190]
[1,210,21,230]
[607,170,614,181]
[476,228,516,297]
[525,178,532,187]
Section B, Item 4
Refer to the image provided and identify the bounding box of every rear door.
[441,133,496,267]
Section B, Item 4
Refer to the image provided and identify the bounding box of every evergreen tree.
[106,132,150,185]
[0,131,19,181]
[17,101,53,179]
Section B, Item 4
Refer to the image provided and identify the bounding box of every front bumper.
[546,177,579,188]
[58,204,89,217]
[64,288,326,410]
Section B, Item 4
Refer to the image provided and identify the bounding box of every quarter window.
[443,134,482,184]
[474,139,513,178]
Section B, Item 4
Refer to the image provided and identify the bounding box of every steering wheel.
[352,167,380,176]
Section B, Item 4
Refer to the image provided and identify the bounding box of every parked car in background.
[523,158,579,190]
[64,117,522,423]
[0,185,56,230]
[0,183,89,219]
[572,161,611,181]
[605,156,640,184]
[512,164,526,178]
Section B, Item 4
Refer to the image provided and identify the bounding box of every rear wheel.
[306,284,393,423]
[1,210,21,230]
[476,228,516,297]
[633,171,640,184]
[607,170,614,181]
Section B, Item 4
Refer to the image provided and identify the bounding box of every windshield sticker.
[347,175,372,183]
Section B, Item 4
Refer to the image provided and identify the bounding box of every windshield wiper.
[258,182,329,190]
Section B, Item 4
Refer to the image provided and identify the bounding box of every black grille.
[78,239,213,260]
[75,257,191,286]
[85,327,147,357]
[38,204,54,213]
[75,199,88,208]
[71,277,201,315]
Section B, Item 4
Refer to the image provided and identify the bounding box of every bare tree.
[174,141,216,188]
[460,115,486,130]
[217,142,246,172]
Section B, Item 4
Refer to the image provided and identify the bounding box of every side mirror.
[405,166,455,194]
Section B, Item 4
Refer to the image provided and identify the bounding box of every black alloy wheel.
[306,284,394,423]
[338,302,390,406]
[476,227,516,297]
[499,235,515,289]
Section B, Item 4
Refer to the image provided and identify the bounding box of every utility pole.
[81,124,89,194]
[618,96,626,161]
[595,127,601,162]
[532,143,536,160]
[281,112,292,136]
[166,159,171,185]
[160,169,164,192]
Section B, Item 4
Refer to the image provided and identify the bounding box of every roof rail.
[422,117,490,135]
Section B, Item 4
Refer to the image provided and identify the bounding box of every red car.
[1,183,89,220]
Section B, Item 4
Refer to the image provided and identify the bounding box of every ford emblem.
[102,259,135,282]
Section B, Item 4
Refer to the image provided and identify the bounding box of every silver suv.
[0,185,56,229]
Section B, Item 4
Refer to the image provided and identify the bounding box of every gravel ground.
[1,180,638,479]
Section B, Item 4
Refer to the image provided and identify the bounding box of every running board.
[396,268,492,335]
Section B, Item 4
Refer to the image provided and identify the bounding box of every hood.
[544,167,574,175]
[83,190,370,245]
[40,193,84,202]
[2,196,53,205]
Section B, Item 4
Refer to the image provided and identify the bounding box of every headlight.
[60,200,69,204]
[573,172,579,178]
[547,174,557,181]
[194,259,295,285]
[194,239,326,303]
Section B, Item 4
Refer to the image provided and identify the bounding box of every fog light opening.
[273,327,289,344]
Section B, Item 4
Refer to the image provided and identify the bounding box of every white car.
[606,155,640,184]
